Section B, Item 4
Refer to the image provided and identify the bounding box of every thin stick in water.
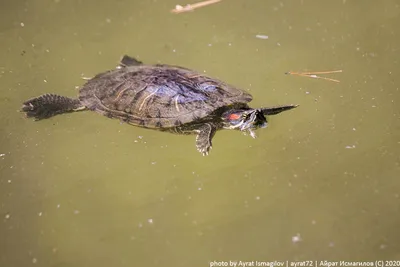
[286,70,342,83]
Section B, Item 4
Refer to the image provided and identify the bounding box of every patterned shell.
[79,64,253,128]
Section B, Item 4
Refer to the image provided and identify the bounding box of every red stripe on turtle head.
[228,113,241,120]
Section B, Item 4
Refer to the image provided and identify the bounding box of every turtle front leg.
[195,123,217,156]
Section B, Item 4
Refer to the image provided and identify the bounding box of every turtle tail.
[21,93,86,120]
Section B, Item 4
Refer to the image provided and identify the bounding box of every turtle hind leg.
[118,55,143,68]
[195,123,217,156]
[22,93,86,120]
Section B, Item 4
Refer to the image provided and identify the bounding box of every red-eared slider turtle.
[22,55,297,155]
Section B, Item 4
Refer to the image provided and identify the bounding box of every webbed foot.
[22,94,84,120]
[195,123,216,156]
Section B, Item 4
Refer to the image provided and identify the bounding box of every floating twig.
[286,70,342,83]
[171,0,222,14]
[255,34,269,40]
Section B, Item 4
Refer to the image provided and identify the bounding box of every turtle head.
[222,109,267,138]
[222,104,298,138]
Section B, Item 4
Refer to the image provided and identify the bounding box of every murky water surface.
[1,0,399,266]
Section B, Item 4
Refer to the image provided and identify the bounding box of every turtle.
[22,55,297,155]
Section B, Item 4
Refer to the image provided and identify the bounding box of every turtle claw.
[197,145,211,156]
[249,129,257,139]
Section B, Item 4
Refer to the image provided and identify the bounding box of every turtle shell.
[79,64,253,128]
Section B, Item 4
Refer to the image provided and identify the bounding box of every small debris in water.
[43,79,47,83]
[0,153,5,157]
[57,204,61,209]
[5,213,10,219]
[311,220,316,225]
[38,212,42,217]
[352,128,356,131]
[255,196,260,200]
[138,136,143,139]
[198,187,202,191]
[151,162,157,165]
[292,233,302,243]
[20,22,25,27]
[345,145,356,149]
[7,180,11,183]
[105,18,111,23]
[380,244,387,250]
[73,210,80,215]
[147,218,153,224]
[305,91,310,94]
[171,0,222,14]
[138,223,143,228]
[255,34,269,40]
[32,258,37,264]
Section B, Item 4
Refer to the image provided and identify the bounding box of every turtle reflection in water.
[22,55,297,155]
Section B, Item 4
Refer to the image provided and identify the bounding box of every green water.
[1,0,400,266]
